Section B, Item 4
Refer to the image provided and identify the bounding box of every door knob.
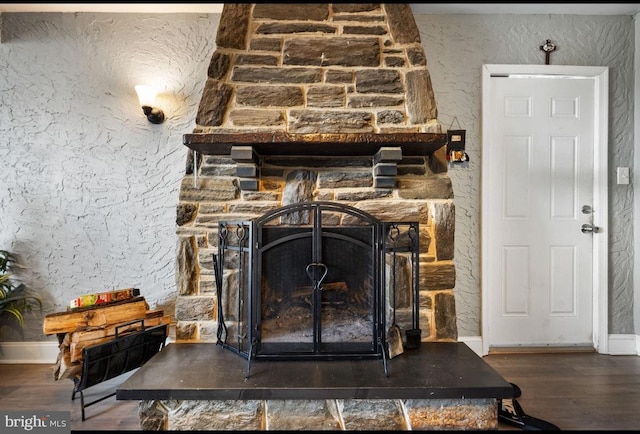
[581,223,600,234]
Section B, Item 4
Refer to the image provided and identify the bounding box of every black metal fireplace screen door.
[215,201,419,376]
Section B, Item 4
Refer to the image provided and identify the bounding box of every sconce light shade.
[135,84,165,124]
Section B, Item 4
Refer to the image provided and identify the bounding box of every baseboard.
[0,334,635,364]
[488,345,596,354]
[460,334,640,357]
[458,336,483,356]
[0,341,60,364]
[607,334,639,355]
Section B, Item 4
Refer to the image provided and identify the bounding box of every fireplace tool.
[387,225,404,359]
[404,223,422,349]
[213,253,227,346]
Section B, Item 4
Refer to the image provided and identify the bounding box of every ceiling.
[0,3,639,16]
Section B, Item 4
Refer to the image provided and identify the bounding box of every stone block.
[139,400,168,431]
[430,201,455,261]
[176,203,197,226]
[235,54,279,66]
[374,147,402,163]
[230,146,259,163]
[176,236,198,296]
[207,52,231,80]
[307,85,346,108]
[250,37,282,52]
[373,176,396,189]
[405,69,438,123]
[229,109,284,127]
[179,177,238,201]
[236,163,258,178]
[216,4,252,49]
[343,25,387,35]
[239,179,259,191]
[348,94,404,108]
[232,66,323,84]
[420,262,455,290]
[334,189,393,201]
[435,291,458,340]
[339,400,407,430]
[355,69,403,93]
[288,110,374,133]
[175,321,196,341]
[175,296,215,322]
[257,22,336,35]
[317,171,372,189]
[404,398,497,430]
[374,163,398,176]
[384,3,421,44]
[235,85,304,107]
[283,37,380,67]
[396,176,453,200]
[377,109,405,124]
[353,201,428,223]
[167,400,263,430]
[266,400,342,430]
[195,79,233,127]
[253,3,329,20]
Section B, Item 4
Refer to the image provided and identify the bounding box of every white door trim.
[481,64,609,356]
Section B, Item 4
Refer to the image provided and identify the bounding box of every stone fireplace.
[174,2,457,349]
[126,4,501,430]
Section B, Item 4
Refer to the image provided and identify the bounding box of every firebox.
[214,201,420,375]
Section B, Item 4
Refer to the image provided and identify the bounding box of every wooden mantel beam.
[183,132,448,157]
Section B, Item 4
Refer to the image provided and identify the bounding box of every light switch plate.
[617,167,630,185]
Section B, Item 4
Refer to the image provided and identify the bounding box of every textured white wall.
[0,12,218,341]
[415,14,635,336]
[0,11,635,342]
[635,14,640,338]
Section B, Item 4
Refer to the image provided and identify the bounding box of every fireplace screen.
[214,201,419,370]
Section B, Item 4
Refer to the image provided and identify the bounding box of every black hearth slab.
[116,342,514,401]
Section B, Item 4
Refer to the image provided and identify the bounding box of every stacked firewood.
[42,295,170,381]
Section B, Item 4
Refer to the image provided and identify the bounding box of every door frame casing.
[480,64,609,356]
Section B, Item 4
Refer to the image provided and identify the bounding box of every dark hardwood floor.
[485,350,640,431]
[1,350,639,431]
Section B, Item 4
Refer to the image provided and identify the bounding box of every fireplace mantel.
[183,132,448,157]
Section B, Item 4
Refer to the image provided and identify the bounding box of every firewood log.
[43,297,148,335]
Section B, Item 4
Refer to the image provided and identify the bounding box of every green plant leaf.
[0,250,42,339]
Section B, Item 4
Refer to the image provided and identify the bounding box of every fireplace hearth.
[215,201,420,375]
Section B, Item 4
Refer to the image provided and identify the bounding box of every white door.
[481,65,609,355]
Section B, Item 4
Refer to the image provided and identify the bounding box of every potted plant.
[0,249,42,339]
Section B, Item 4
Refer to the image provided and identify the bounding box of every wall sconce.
[135,85,165,124]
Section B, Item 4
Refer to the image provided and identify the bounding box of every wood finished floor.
[1,350,639,431]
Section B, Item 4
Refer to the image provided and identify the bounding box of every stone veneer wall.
[140,398,497,430]
[174,3,458,344]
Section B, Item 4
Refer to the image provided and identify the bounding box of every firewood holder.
[71,320,167,421]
